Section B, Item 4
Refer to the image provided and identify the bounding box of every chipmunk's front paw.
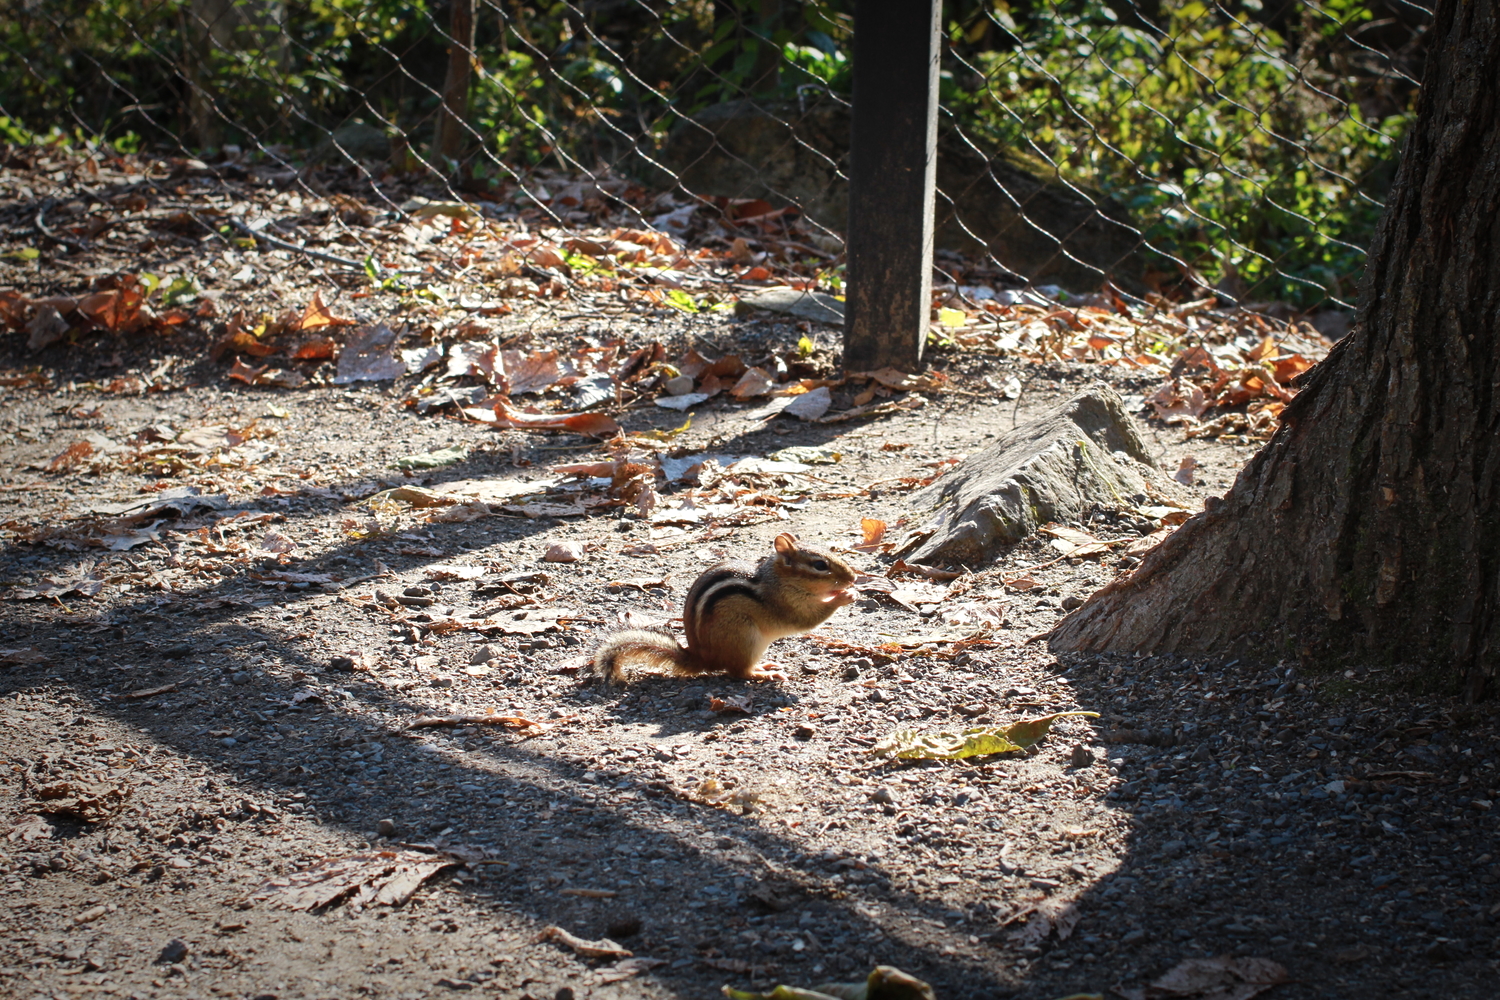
[745,662,788,682]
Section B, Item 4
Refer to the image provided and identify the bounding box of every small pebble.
[1070,745,1095,768]
[794,723,816,740]
[157,939,189,965]
[1061,595,1086,611]
[870,787,895,804]
[376,818,397,838]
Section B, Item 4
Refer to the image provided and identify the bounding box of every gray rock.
[156,938,189,964]
[376,818,397,838]
[737,287,845,324]
[310,122,394,165]
[897,383,1181,565]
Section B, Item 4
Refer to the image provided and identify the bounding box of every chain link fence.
[1,0,1425,333]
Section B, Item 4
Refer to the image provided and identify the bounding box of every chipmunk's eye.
[812,559,829,572]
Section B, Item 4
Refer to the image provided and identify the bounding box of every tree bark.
[1050,0,1500,699]
[433,0,476,162]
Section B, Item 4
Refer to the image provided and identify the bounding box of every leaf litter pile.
[3,142,1493,1000]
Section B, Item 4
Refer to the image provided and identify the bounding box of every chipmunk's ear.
[773,533,798,555]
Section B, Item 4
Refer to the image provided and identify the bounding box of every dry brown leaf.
[1008,896,1083,947]
[1115,956,1289,1000]
[849,367,948,392]
[46,440,95,472]
[249,850,457,911]
[730,366,775,399]
[469,400,621,439]
[334,325,406,384]
[502,349,565,394]
[295,291,354,331]
[1040,524,1112,558]
[856,517,888,550]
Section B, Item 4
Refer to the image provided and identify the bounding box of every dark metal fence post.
[842,0,941,373]
[433,0,476,161]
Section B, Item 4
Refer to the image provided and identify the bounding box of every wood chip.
[535,924,633,959]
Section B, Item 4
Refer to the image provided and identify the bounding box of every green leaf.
[391,445,468,471]
[161,276,199,307]
[870,712,1100,760]
[4,247,40,261]
[937,307,968,328]
[664,288,698,313]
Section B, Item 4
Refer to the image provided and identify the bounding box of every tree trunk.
[1049,0,1500,699]
[183,0,286,149]
[433,0,477,162]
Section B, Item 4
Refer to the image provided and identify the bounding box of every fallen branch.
[405,713,549,731]
[535,925,633,959]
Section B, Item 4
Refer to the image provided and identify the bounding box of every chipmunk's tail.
[590,629,689,685]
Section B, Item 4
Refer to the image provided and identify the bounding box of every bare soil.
[2,152,1497,1000]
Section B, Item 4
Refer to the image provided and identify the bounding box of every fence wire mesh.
[0,0,1424,357]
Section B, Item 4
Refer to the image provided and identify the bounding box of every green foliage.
[951,0,1409,305]
[0,0,1414,307]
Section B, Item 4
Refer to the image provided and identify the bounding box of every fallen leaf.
[596,956,666,983]
[870,712,1101,759]
[6,814,55,843]
[472,400,620,438]
[77,283,147,332]
[392,446,468,471]
[27,304,69,352]
[543,542,583,563]
[226,358,268,384]
[1040,524,1112,558]
[46,440,94,472]
[295,290,354,331]
[334,324,406,384]
[249,850,458,911]
[1114,956,1289,1000]
[783,385,832,420]
[724,966,934,1000]
[1174,455,1198,486]
[293,337,338,360]
[730,366,775,399]
[850,367,948,392]
[1008,895,1084,946]
[710,695,753,714]
[856,517,888,551]
[502,348,566,394]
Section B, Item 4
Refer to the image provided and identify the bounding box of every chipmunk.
[592,532,857,684]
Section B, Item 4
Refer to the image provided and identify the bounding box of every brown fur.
[590,533,855,684]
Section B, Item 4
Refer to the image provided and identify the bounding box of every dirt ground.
[3,154,1499,1000]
